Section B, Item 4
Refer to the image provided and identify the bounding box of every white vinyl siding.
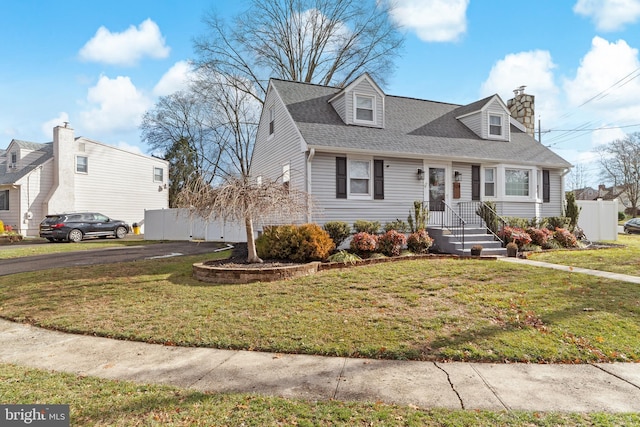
[310,152,422,226]
[343,78,384,128]
[457,112,483,138]
[72,139,168,227]
[251,83,306,195]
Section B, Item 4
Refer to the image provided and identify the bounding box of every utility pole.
[538,118,542,143]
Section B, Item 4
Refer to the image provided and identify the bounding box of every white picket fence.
[576,199,618,242]
[143,208,246,242]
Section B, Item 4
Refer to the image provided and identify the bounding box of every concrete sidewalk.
[499,256,640,284]
[1,319,640,413]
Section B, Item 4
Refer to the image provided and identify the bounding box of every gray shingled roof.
[271,79,572,168]
[0,141,52,185]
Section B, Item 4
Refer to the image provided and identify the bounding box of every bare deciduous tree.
[176,176,310,263]
[596,132,640,217]
[194,0,404,102]
[566,163,591,191]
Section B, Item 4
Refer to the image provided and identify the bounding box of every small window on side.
[269,106,275,135]
[76,156,88,173]
[154,167,164,182]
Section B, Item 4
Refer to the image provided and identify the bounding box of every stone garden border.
[193,253,497,285]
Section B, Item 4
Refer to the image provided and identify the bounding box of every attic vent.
[78,142,86,152]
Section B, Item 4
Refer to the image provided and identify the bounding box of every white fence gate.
[576,199,618,242]
[144,208,246,242]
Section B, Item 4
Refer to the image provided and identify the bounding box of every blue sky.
[2,0,640,185]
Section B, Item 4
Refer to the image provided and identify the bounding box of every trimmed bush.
[353,220,380,234]
[384,219,409,233]
[554,227,579,248]
[323,221,351,248]
[378,230,407,257]
[350,232,378,256]
[546,216,571,230]
[619,211,626,221]
[327,250,362,264]
[406,229,433,254]
[256,223,335,262]
[525,227,553,247]
[499,226,532,248]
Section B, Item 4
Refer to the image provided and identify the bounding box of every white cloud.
[79,75,152,134]
[79,18,170,66]
[390,0,469,42]
[153,61,195,96]
[480,50,560,126]
[563,36,640,110]
[41,112,70,138]
[115,141,144,155]
[574,0,640,31]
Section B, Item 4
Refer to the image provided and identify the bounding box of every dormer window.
[489,114,503,137]
[355,95,374,123]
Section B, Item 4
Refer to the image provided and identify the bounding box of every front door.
[428,167,445,211]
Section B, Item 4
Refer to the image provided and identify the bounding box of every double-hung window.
[355,95,374,122]
[505,169,529,196]
[489,114,503,137]
[336,157,384,199]
[484,168,496,197]
[154,167,164,182]
[349,160,370,195]
[76,156,88,173]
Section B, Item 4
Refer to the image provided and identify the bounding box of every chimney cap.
[513,85,527,96]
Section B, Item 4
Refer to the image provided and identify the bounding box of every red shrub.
[378,230,407,257]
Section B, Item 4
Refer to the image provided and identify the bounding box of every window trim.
[348,157,372,199]
[75,155,88,174]
[282,163,290,192]
[353,93,375,125]
[0,189,8,210]
[484,167,496,198]
[488,113,504,139]
[153,166,164,183]
[504,168,530,197]
[269,105,275,136]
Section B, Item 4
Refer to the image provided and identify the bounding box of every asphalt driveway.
[0,240,230,276]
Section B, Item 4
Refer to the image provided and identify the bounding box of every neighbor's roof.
[0,141,52,185]
[270,79,572,168]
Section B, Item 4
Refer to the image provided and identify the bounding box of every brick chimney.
[507,86,535,137]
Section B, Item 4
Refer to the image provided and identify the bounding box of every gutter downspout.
[561,167,572,215]
[306,148,315,223]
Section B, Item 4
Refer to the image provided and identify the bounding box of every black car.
[39,212,131,242]
[623,218,640,234]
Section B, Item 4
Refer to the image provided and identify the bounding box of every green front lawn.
[1,250,638,363]
[528,234,640,276]
[0,239,157,259]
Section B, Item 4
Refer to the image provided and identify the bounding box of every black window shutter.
[472,165,480,201]
[374,159,384,200]
[543,170,550,203]
[336,157,347,199]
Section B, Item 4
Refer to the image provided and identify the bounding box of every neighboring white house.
[0,124,169,236]
[250,74,573,253]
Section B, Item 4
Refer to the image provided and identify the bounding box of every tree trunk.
[245,216,263,263]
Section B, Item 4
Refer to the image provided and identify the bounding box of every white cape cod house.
[251,74,572,254]
[0,124,168,237]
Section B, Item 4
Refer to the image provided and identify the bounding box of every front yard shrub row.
[500,225,580,250]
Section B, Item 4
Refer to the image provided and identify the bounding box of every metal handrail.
[441,201,466,249]
[474,202,508,246]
